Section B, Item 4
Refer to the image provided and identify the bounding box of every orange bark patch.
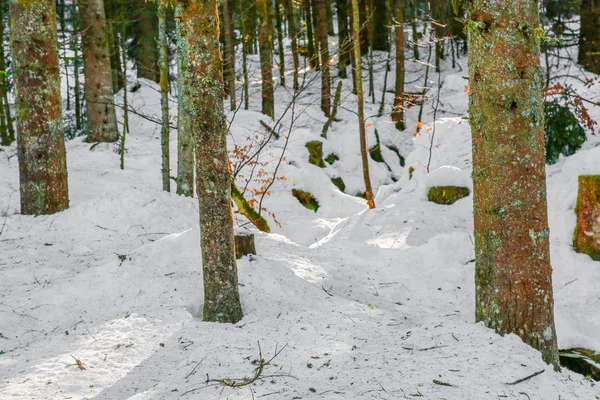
[573,175,600,261]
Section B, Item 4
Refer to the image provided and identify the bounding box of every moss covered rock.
[292,189,319,212]
[306,141,326,168]
[573,175,600,261]
[331,177,345,192]
[325,153,339,165]
[386,145,405,167]
[559,348,600,381]
[427,186,469,205]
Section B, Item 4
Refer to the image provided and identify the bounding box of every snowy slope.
[1,45,600,400]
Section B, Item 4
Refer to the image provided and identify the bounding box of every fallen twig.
[507,369,545,385]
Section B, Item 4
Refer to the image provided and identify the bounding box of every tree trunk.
[223,0,236,109]
[467,0,559,368]
[178,0,243,324]
[358,0,368,56]
[274,0,285,86]
[158,4,170,192]
[303,0,318,69]
[72,0,82,130]
[0,1,13,145]
[337,0,350,78]
[79,0,119,143]
[371,0,389,51]
[234,233,256,259]
[257,0,274,118]
[579,0,600,74]
[132,0,160,82]
[315,0,331,116]
[351,0,375,209]
[285,0,300,90]
[10,0,69,215]
[104,0,123,93]
[175,4,194,197]
[392,0,404,131]
[240,0,257,54]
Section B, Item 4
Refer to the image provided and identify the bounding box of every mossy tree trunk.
[467,0,559,368]
[178,0,243,324]
[132,0,160,82]
[158,3,170,192]
[392,0,404,131]
[351,0,375,209]
[240,0,257,54]
[175,4,194,197]
[10,0,69,215]
[79,0,119,143]
[578,0,600,74]
[337,0,350,78]
[315,0,331,116]
[257,0,274,118]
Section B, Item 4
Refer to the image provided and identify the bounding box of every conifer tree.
[10,0,69,215]
[579,0,600,74]
[467,0,559,368]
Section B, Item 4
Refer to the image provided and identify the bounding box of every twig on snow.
[506,369,545,385]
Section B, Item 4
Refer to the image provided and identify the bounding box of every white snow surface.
[1,46,600,400]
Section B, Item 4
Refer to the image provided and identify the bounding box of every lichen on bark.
[178,0,243,324]
[467,0,559,368]
[10,0,69,215]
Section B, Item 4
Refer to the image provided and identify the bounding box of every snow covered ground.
[1,38,600,399]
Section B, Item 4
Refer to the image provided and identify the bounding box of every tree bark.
[223,0,236,109]
[10,0,69,215]
[175,4,194,197]
[285,0,300,90]
[257,0,274,118]
[0,1,14,143]
[158,4,170,192]
[468,0,559,368]
[79,0,119,143]
[392,0,404,131]
[274,0,285,86]
[132,0,159,82]
[315,0,331,116]
[104,0,124,93]
[303,0,318,69]
[351,0,375,209]
[178,0,243,324]
[579,0,600,74]
[337,0,350,79]
[371,0,389,51]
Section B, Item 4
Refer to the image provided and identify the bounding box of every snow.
[1,26,600,400]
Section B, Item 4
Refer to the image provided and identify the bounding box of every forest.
[0,0,599,398]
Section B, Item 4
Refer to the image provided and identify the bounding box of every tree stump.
[573,175,600,261]
[235,233,256,259]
